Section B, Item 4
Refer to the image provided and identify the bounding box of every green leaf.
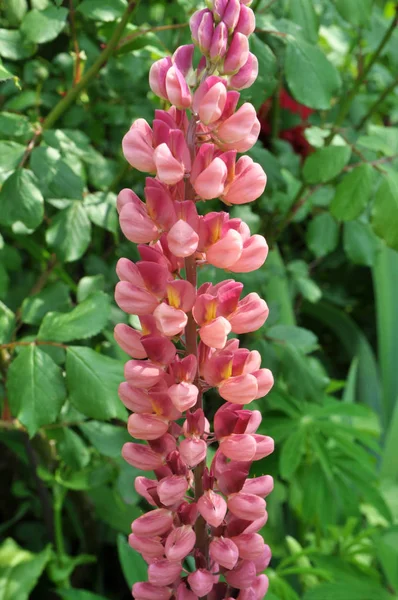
[303,146,351,184]
[46,202,91,262]
[83,192,118,233]
[66,346,126,420]
[117,533,148,590]
[0,29,36,61]
[268,325,318,353]
[0,60,15,82]
[0,113,33,141]
[288,260,322,303]
[343,221,379,267]
[50,428,90,470]
[0,302,15,344]
[331,164,374,221]
[280,427,306,480]
[55,462,114,491]
[372,171,398,250]
[0,141,25,174]
[79,422,130,458]
[77,0,128,22]
[77,275,105,303]
[59,590,109,600]
[335,0,373,27]
[7,345,67,436]
[358,126,398,157]
[376,526,398,593]
[241,35,277,108]
[20,6,68,44]
[303,577,392,600]
[306,213,339,258]
[87,486,140,533]
[30,146,84,200]
[21,282,71,325]
[38,292,110,342]
[0,169,44,231]
[0,538,52,600]
[285,39,341,110]
[3,0,28,26]
[289,0,319,44]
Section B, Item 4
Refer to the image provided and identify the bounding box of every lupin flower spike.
[115,1,274,598]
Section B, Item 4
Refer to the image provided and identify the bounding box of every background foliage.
[1,0,398,598]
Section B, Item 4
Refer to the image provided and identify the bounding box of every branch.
[0,341,68,351]
[355,76,398,130]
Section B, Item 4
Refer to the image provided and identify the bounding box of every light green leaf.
[0,29,36,61]
[331,164,374,221]
[0,60,15,82]
[38,292,110,342]
[303,146,351,184]
[46,202,92,262]
[289,0,319,44]
[3,0,28,26]
[285,39,341,110]
[306,213,339,258]
[77,275,105,303]
[0,302,15,344]
[79,422,130,458]
[280,427,306,480]
[0,538,52,600]
[77,0,128,22]
[0,169,44,230]
[66,346,126,420]
[0,113,33,140]
[0,141,25,173]
[7,345,67,436]
[30,146,84,200]
[372,171,398,250]
[83,192,118,233]
[358,126,398,157]
[21,282,71,325]
[268,325,318,353]
[117,534,148,590]
[21,6,68,44]
[343,221,379,266]
[335,0,373,27]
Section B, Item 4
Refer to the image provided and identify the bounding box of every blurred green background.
[0,0,398,598]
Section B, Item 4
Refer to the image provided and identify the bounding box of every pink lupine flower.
[115,3,274,596]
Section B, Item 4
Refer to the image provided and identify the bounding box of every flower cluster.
[115,1,274,598]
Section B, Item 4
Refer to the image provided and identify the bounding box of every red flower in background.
[258,88,314,157]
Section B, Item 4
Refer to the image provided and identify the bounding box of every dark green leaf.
[21,282,71,325]
[20,7,68,44]
[30,146,84,200]
[59,590,109,600]
[77,0,128,22]
[0,141,25,174]
[0,538,52,600]
[268,325,318,353]
[66,346,126,420]
[117,534,148,589]
[331,164,374,221]
[376,526,398,592]
[343,221,379,266]
[280,427,306,479]
[87,486,140,533]
[306,213,339,258]
[285,39,341,110]
[7,345,67,436]
[289,0,319,44]
[50,428,90,470]
[38,292,110,342]
[46,202,91,262]
[0,301,15,344]
[241,35,277,108]
[0,169,44,230]
[0,113,33,141]
[79,421,130,458]
[303,146,351,184]
[372,171,398,250]
[335,0,373,27]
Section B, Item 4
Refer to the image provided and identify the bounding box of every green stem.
[355,75,398,130]
[53,484,70,588]
[42,0,140,131]
[326,11,398,143]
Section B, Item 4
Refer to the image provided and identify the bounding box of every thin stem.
[355,76,398,130]
[43,0,141,131]
[69,0,82,86]
[326,11,398,143]
[53,484,70,588]
[0,341,68,351]
[24,436,55,543]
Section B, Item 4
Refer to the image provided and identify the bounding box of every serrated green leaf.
[76,275,105,303]
[280,427,306,480]
[306,213,339,258]
[77,0,127,22]
[7,345,66,436]
[117,534,147,590]
[303,146,351,184]
[335,0,373,27]
[0,113,33,141]
[372,171,398,250]
[83,192,118,233]
[0,301,15,344]
[0,29,36,61]
[343,221,379,266]
[0,141,25,173]
[38,292,110,342]
[331,164,374,221]
[0,169,44,230]
[46,202,91,262]
[66,346,126,420]
[50,428,90,470]
[289,0,319,44]
[0,538,52,600]
[30,146,84,200]
[285,39,341,110]
[79,422,130,458]
[21,282,71,325]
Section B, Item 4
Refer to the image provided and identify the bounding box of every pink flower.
[132,509,173,537]
[165,525,196,561]
[197,490,227,527]
[222,156,267,205]
[148,559,182,586]
[209,537,239,569]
